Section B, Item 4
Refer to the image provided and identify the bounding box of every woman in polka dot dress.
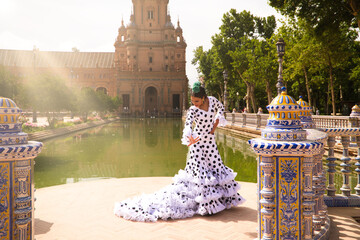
[114,82,244,222]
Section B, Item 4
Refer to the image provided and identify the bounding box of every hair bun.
[192,81,201,93]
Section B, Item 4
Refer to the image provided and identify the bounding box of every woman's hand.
[187,136,200,146]
[210,119,219,135]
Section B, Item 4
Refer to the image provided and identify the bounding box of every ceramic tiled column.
[249,88,325,240]
[0,97,42,239]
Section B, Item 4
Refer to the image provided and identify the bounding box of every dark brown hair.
[191,85,207,99]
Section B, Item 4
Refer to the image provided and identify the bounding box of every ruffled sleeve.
[212,97,227,126]
[181,107,196,145]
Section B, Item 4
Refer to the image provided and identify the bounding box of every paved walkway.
[328,207,360,240]
[34,177,360,240]
[34,178,258,240]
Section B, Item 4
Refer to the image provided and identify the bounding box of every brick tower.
[114,0,188,116]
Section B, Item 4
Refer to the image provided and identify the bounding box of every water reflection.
[34,119,258,188]
[145,119,158,147]
[216,131,257,183]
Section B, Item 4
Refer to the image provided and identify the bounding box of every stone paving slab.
[34,178,258,240]
[328,207,360,240]
[34,177,360,240]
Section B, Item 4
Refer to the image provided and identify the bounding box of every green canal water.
[34,119,258,188]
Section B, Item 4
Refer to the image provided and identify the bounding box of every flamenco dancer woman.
[114,82,244,222]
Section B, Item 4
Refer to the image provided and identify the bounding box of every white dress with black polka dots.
[114,96,244,222]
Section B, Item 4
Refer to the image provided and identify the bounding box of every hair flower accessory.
[192,81,201,93]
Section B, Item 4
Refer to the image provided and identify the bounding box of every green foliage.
[269,0,360,115]
[22,122,47,133]
[25,73,76,112]
[268,0,359,32]
[192,46,224,100]
[23,74,76,128]
[274,16,359,114]
[192,9,277,112]
[77,87,121,121]
[0,70,121,127]
[351,56,360,81]
[192,6,360,115]
[0,66,24,103]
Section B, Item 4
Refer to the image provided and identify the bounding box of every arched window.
[96,87,107,95]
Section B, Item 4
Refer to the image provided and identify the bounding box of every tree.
[25,73,76,127]
[95,91,122,114]
[275,19,324,107]
[270,0,359,115]
[317,26,357,115]
[77,87,100,121]
[77,87,121,121]
[269,0,360,31]
[229,38,258,112]
[350,54,360,84]
[192,10,277,112]
[0,66,23,102]
[215,10,277,112]
[252,39,277,105]
[192,47,224,100]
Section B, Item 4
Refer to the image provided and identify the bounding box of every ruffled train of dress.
[114,167,244,222]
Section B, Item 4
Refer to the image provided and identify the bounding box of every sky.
[0,0,283,85]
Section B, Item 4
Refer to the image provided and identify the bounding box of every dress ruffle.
[114,169,244,222]
[214,113,227,126]
[181,126,190,145]
[181,129,204,146]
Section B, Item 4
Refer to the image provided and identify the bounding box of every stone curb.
[27,117,120,141]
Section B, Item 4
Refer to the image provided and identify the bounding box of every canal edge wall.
[27,117,120,141]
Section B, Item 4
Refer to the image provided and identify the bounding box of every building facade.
[0,0,188,117]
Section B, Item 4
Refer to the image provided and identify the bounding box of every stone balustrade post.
[349,117,358,144]
[256,113,261,130]
[317,152,328,227]
[312,157,322,232]
[0,97,43,240]
[340,136,352,196]
[326,136,337,196]
[355,135,360,195]
[231,112,235,126]
[312,151,328,230]
[350,104,360,136]
[322,128,360,207]
[350,105,360,196]
[242,113,246,127]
